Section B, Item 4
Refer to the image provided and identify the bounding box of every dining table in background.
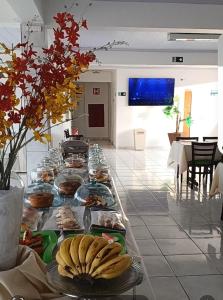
[167,141,222,178]
[210,162,223,220]
[210,162,223,196]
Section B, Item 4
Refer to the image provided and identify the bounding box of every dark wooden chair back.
[64,129,70,138]
[64,129,84,140]
[71,135,84,140]
[176,136,199,142]
[191,142,217,164]
[203,136,218,142]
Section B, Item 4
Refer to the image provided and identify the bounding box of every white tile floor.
[102,145,223,300]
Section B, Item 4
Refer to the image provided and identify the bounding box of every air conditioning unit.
[168,33,221,41]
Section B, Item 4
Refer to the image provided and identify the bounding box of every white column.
[218,35,223,154]
[20,23,49,177]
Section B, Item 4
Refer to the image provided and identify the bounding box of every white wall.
[110,70,117,145]
[115,67,218,149]
[94,51,217,67]
[79,70,112,82]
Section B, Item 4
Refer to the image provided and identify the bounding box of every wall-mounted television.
[128,78,175,106]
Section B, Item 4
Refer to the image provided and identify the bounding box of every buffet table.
[0,144,155,300]
[168,141,222,176]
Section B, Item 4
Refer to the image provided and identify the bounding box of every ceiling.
[47,28,219,52]
[93,0,223,4]
[79,30,218,51]
[1,0,221,52]
[0,27,20,46]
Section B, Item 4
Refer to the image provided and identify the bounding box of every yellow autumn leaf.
[33,131,43,142]
[42,133,51,142]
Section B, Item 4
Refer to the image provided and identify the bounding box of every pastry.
[56,206,80,230]
[67,160,84,168]
[29,192,54,208]
[98,212,125,230]
[90,170,109,182]
[21,207,40,230]
[84,194,106,207]
[38,171,54,183]
[59,181,81,196]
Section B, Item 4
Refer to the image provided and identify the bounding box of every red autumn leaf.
[8,112,21,123]
[25,74,35,83]
[0,11,97,152]
[14,42,28,49]
[13,57,28,72]
[54,28,65,40]
[53,12,67,28]
[81,19,88,29]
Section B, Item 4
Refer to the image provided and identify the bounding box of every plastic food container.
[64,156,86,169]
[30,164,55,184]
[90,210,126,233]
[24,182,59,208]
[89,168,110,183]
[42,206,85,232]
[74,181,115,208]
[40,158,59,176]
[54,170,83,197]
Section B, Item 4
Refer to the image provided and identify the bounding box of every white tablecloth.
[210,162,223,196]
[167,141,222,175]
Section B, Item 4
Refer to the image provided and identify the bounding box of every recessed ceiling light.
[168,33,221,41]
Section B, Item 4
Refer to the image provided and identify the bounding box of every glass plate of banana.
[46,234,143,297]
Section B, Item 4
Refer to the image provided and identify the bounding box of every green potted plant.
[163,96,192,144]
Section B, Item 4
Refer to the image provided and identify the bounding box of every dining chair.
[203,136,218,142]
[61,140,89,159]
[64,129,83,140]
[176,137,199,182]
[64,129,70,139]
[187,142,217,189]
[203,137,220,168]
[176,136,199,142]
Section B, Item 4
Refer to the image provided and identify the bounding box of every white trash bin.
[134,128,145,150]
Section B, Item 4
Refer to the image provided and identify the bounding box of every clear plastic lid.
[89,168,110,183]
[49,149,63,165]
[54,170,83,197]
[74,181,115,208]
[24,182,60,208]
[88,161,110,182]
[64,156,86,169]
[30,164,55,184]
[88,160,109,171]
[90,210,126,232]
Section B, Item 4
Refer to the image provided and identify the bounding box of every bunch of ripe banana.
[56,234,132,280]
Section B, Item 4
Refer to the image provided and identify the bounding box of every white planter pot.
[0,173,24,270]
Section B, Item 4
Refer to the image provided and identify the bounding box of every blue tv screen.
[128,78,175,106]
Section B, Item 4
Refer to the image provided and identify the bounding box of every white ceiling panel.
[78,29,218,51]
[0,27,21,47]
[48,28,218,51]
[0,0,20,23]
[93,0,223,4]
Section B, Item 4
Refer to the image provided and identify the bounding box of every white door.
[72,82,109,139]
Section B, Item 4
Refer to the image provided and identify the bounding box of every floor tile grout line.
[103,145,223,299]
